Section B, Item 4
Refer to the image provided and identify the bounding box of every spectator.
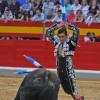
[42,0,55,16]
[16,36,24,40]
[80,0,89,17]
[0,0,8,16]
[94,10,100,23]
[52,9,63,22]
[71,0,81,14]
[1,7,13,21]
[85,11,95,25]
[34,0,43,12]
[83,32,100,42]
[67,9,76,23]
[75,10,84,22]
[13,11,24,21]
[21,0,33,21]
[89,0,99,15]
[5,36,12,40]
[19,6,23,12]
[0,36,5,40]
[28,10,34,21]
[10,0,20,16]
[0,36,12,40]
[54,1,62,13]
[22,0,33,12]
[65,0,72,17]
[45,10,54,22]
[91,32,100,42]
[6,0,11,5]
[31,9,44,21]
[83,32,92,42]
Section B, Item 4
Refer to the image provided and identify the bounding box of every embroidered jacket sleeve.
[68,24,80,47]
[46,24,60,45]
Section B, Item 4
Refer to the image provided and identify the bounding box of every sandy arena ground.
[0,77,100,100]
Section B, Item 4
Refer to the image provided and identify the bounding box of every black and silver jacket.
[46,23,80,57]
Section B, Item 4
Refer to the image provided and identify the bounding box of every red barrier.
[0,20,99,28]
[0,40,100,71]
[15,40,56,68]
[0,40,15,66]
[73,42,100,70]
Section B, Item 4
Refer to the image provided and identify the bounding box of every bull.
[14,68,60,100]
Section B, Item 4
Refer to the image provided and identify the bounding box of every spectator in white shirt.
[71,0,81,14]
[42,0,55,16]
[52,9,63,22]
[83,32,91,42]
[31,9,44,21]
[84,32,98,42]
[1,7,13,20]
[85,11,95,25]
[80,0,89,17]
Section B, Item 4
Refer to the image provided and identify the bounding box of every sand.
[0,77,100,100]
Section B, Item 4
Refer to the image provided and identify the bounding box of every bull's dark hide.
[14,68,60,100]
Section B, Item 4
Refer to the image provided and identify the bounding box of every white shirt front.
[83,36,90,42]
[81,5,89,17]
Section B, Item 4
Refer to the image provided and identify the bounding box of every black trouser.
[57,57,76,95]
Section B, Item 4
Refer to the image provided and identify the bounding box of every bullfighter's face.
[58,33,67,43]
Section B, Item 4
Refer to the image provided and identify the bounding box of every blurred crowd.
[0,0,99,24]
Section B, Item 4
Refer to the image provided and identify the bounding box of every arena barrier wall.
[0,40,100,71]
[0,21,100,71]
[0,21,99,35]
